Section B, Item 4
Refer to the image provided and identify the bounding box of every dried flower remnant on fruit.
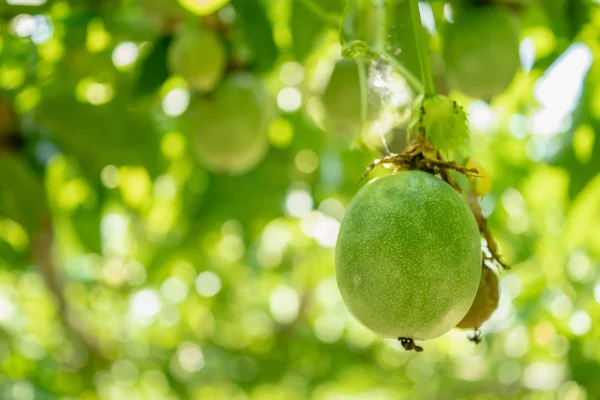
[456,265,500,334]
[399,337,423,352]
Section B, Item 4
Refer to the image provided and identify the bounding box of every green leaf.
[230,0,278,73]
[0,157,47,234]
[410,94,470,158]
[536,0,591,40]
[135,35,173,97]
[290,0,326,61]
[0,238,27,269]
[290,0,343,61]
[71,204,102,253]
[385,0,422,85]
[35,94,163,183]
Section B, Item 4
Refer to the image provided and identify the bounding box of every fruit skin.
[442,6,520,99]
[456,265,499,329]
[184,73,269,174]
[335,170,482,340]
[168,28,226,92]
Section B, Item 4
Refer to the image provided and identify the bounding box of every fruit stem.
[409,0,435,95]
[297,0,340,28]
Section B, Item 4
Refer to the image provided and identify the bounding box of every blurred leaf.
[537,0,591,39]
[290,0,327,61]
[0,156,46,234]
[135,35,173,96]
[290,0,343,61]
[71,204,102,253]
[386,0,421,82]
[230,0,278,72]
[0,238,27,268]
[35,94,163,182]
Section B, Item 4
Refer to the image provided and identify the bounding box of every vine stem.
[409,0,435,95]
[356,58,368,134]
[32,220,108,364]
[297,0,340,28]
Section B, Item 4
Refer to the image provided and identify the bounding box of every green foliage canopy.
[0,0,599,399]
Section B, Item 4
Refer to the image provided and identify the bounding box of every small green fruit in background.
[168,27,227,92]
[321,59,385,138]
[178,0,230,16]
[184,73,269,174]
[321,59,364,137]
[140,0,184,31]
[335,170,481,340]
[442,6,520,99]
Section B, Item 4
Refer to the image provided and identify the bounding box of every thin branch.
[356,58,370,139]
[32,220,109,364]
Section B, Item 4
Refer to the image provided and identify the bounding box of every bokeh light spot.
[177,342,205,372]
[268,118,294,148]
[568,310,591,336]
[279,62,304,86]
[195,271,222,298]
[269,285,299,324]
[285,189,313,218]
[112,42,139,70]
[295,149,319,174]
[130,290,161,321]
[277,87,302,112]
[162,88,190,117]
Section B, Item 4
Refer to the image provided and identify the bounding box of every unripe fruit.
[340,0,386,58]
[184,73,269,174]
[336,171,482,340]
[168,27,226,92]
[179,0,229,16]
[456,265,499,329]
[442,7,520,99]
[321,59,363,137]
[140,0,183,31]
[321,59,387,139]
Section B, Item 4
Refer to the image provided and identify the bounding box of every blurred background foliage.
[0,0,599,399]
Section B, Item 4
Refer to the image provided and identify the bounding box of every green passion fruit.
[184,73,269,174]
[168,27,226,92]
[335,170,482,340]
[442,6,520,99]
[456,265,499,330]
